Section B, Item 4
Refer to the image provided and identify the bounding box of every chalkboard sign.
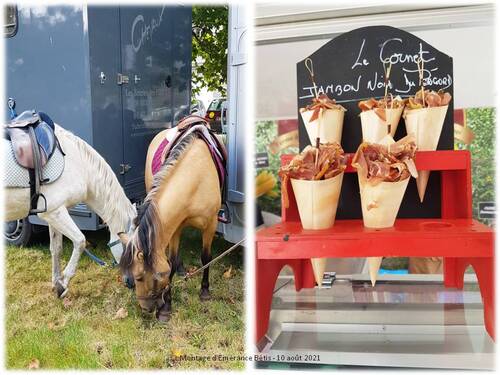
[296,25,454,219]
[255,152,269,169]
[478,202,495,220]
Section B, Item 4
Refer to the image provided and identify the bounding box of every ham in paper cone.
[358,96,405,142]
[300,94,346,145]
[279,142,346,286]
[352,135,418,286]
[403,89,452,202]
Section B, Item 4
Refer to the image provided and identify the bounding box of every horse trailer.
[4,5,192,244]
[218,5,247,244]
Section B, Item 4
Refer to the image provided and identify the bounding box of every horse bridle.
[135,271,171,306]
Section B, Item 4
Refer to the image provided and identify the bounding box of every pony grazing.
[4,124,136,298]
[119,116,226,319]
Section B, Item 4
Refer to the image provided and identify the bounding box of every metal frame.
[255,4,494,44]
[264,324,494,369]
[258,277,494,369]
[218,5,247,243]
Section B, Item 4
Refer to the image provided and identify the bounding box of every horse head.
[117,213,171,314]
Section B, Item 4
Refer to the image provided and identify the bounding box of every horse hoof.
[54,281,67,299]
[199,289,211,302]
[156,310,171,323]
[176,264,186,277]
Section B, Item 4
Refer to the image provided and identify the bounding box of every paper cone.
[378,133,395,147]
[359,107,404,143]
[359,176,409,285]
[358,174,409,229]
[311,258,327,286]
[292,174,343,285]
[291,172,344,230]
[368,257,383,286]
[301,108,344,145]
[292,173,344,286]
[416,170,430,203]
[404,105,449,202]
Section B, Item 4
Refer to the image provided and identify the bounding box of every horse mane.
[55,125,136,233]
[120,132,199,271]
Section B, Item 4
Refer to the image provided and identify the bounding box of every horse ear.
[118,232,129,245]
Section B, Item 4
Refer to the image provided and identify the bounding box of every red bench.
[255,150,494,343]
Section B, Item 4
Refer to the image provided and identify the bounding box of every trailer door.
[119,6,174,200]
[88,6,125,186]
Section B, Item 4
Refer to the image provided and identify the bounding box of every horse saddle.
[3,138,64,187]
[3,111,64,214]
[4,111,57,168]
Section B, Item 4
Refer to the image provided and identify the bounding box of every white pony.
[5,125,136,297]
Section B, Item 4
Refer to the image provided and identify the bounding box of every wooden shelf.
[257,218,493,259]
[256,150,495,343]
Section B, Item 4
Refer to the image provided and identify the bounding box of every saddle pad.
[151,128,178,175]
[152,138,169,176]
[154,123,227,191]
[3,138,65,188]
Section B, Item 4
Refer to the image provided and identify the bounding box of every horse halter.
[135,271,171,306]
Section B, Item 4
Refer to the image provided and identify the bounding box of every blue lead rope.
[83,249,111,267]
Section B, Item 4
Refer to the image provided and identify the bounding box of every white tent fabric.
[255,4,495,120]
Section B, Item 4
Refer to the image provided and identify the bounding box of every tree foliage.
[191,6,228,97]
[255,121,299,215]
[458,108,496,225]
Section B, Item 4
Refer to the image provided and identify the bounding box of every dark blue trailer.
[4,5,192,243]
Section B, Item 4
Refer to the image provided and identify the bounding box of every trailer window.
[4,5,18,38]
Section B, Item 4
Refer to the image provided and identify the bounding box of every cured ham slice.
[406,89,452,110]
[301,94,346,122]
[358,95,405,118]
[279,142,346,208]
[352,134,418,186]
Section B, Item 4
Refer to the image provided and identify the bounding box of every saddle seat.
[4,111,56,169]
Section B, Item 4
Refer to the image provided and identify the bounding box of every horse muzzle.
[123,275,135,289]
[138,288,168,314]
[138,298,156,314]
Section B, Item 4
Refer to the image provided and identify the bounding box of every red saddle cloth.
[151,138,169,176]
[150,115,227,191]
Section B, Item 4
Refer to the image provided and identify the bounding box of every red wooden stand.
[255,150,494,343]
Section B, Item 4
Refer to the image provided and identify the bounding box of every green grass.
[381,257,408,270]
[5,228,244,370]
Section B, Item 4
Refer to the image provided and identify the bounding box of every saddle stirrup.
[218,202,232,224]
[30,194,48,214]
[27,126,47,214]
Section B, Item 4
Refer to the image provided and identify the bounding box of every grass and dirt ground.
[5,228,244,370]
